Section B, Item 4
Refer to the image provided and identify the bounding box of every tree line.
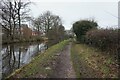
[32,11,66,42]
[0,0,68,44]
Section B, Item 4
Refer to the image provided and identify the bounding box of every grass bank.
[71,41,118,78]
[7,40,70,78]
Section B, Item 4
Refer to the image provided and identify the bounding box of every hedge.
[85,29,119,55]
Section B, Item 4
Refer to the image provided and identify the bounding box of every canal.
[0,41,55,78]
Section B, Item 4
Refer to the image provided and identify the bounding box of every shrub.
[73,19,98,42]
[85,29,119,55]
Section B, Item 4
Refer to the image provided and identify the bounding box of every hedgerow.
[85,29,119,55]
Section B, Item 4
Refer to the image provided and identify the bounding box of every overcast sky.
[29,0,118,30]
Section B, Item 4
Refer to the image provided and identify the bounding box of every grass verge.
[71,41,118,78]
[7,39,70,78]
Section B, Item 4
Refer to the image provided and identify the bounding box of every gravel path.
[51,42,76,78]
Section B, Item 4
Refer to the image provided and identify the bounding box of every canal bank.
[6,40,70,78]
[1,41,47,78]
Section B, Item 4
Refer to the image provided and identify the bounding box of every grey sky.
[29,1,118,30]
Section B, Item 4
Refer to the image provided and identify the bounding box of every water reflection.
[1,42,47,78]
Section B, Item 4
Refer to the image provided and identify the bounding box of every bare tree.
[15,0,31,40]
[0,0,13,41]
[0,0,31,42]
[32,16,44,36]
[33,11,62,36]
[41,11,55,34]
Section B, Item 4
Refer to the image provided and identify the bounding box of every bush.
[73,19,98,42]
[85,29,119,55]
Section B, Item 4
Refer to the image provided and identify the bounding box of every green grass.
[101,66,110,74]
[71,43,81,78]
[7,40,70,78]
[71,41,118,78]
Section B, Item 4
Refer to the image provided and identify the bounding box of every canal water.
[1,41,49,78]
